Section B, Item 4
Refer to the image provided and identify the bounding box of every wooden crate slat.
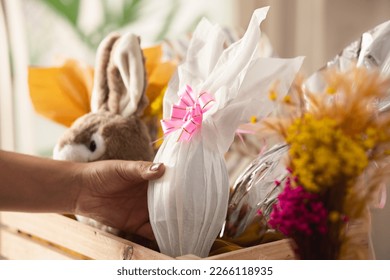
[0,227,77,260]
[0,212,373,260]
[175,254,202,260]
[0,212,172,260]
[206,239,295,260]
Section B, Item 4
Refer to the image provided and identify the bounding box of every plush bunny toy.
[53,32,154,232]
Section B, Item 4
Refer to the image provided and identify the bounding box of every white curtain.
[0,1,15,150]
[0,0,33,153]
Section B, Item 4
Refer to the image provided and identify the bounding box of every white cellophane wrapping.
[148,6,304,257]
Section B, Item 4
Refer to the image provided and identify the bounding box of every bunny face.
[53,111,154,162]
[53,112,107,162]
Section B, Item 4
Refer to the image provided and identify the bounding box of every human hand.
[73,160,165,240]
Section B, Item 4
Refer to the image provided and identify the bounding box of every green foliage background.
[38,0,181,50]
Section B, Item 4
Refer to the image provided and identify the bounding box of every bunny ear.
[90,33,121,113]
[91,33,148,117]
[108,33,147,116]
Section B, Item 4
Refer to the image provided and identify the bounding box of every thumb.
[118,161,165,183]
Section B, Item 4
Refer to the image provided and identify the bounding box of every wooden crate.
[0,212,372,260]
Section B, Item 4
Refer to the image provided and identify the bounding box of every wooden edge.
[0,227,77,260]
[205,239,295,260]
[175,254,202,260]
[0,212,173,260]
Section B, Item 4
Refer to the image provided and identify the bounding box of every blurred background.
[1,0,390,258]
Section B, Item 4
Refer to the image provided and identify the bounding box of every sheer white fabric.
[148,7,304,257]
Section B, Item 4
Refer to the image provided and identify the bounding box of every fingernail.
[149,163,162,172]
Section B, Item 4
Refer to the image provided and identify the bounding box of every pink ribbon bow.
[161,85,214,142]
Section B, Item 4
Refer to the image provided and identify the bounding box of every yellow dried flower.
[326,86,336,94]
[250,116,257,123]
[329,211,340,222]
[283,95,292,104]
[286,114,368,192]
[363,127,378,149]
[269,90,277,101]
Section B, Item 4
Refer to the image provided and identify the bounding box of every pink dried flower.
[268,177,328,236]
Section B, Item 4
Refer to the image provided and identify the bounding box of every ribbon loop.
[161,85,214,141]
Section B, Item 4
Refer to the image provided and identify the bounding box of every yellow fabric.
[29,59,93,127]
[142,46,176,146]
